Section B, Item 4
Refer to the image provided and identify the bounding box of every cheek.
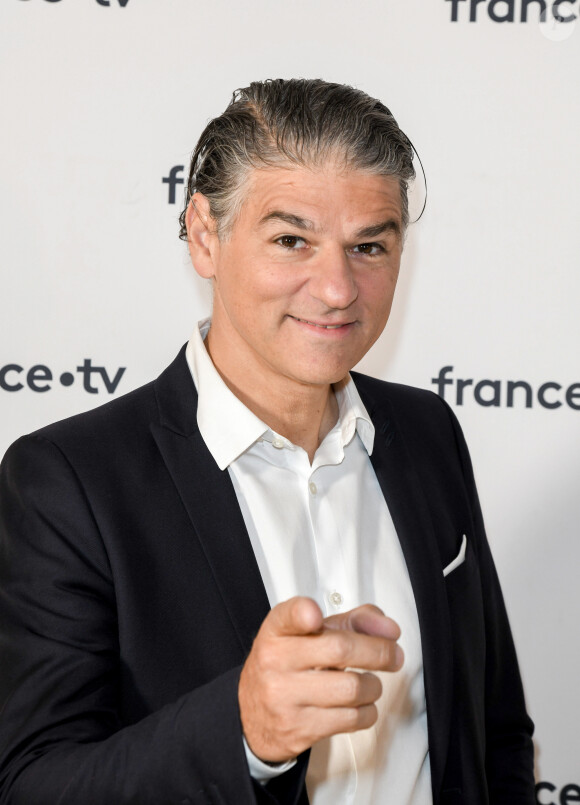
[364,272,398,315]
[218,271,296,336]
[238,271,303,313]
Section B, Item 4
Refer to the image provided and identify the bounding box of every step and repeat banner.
[1,1,578,800]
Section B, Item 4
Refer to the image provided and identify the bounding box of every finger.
[262,596,324,639]
[242,698,381,762]
[295,670,383,708]
[303,702,380,740]
[304,629,404,673]
[324,604,401,641]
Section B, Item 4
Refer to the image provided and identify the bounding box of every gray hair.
[179,78,416,240]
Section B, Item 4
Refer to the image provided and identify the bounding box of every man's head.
[179,78,415,240]
[182,79,416,400]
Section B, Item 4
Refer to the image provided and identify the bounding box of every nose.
[309,247,358,310]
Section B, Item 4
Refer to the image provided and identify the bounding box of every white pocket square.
[443,534,467,577]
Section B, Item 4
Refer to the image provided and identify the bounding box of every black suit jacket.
[0,347,535,804]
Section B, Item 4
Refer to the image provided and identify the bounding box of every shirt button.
[328,591,343,608]
[308,481,317,496]
[272,437,285,449]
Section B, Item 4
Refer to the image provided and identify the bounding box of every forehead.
[236,163,403,234]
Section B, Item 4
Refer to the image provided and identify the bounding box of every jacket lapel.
[355,376,453,801]
[150,347,270,657]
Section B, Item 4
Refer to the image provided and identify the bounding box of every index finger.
[308,628,404,673]
[324,604,401,641]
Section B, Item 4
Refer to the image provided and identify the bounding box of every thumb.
[262,596,324,639]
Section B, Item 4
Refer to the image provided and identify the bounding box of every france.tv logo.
[0,361,126,394]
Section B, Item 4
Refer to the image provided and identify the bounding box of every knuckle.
[327,633,352,667]
[343,672,362,703]
[256,640,279,671]
[379,639,395,669]
[261,674,279,705]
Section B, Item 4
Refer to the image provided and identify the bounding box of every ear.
[185,193,218,279]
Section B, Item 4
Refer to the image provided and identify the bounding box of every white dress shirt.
[186,319,432,805]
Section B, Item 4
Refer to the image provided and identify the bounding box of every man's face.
[192,163,404,390]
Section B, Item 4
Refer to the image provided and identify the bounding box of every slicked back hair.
[179,78,416,240]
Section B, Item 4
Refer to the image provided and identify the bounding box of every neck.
[205,330,340,463]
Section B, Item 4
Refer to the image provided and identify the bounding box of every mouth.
[289,316,352,330]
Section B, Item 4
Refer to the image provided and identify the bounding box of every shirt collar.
[185,318,375,470]
[333,374,375,456]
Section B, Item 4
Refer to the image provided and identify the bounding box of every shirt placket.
[303,442,359,804]
[304,442,353,618]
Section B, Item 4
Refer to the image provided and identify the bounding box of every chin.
[295,367,352,387]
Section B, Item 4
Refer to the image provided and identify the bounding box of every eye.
[275,235,306,249]
[352,242,384,256]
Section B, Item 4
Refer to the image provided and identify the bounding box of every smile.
[290,317,349,329]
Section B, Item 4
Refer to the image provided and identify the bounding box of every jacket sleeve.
[0,435,307,805]
[440,398,536,804]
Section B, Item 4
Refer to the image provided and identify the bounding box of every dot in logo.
[539,14,576,41]
[60,372,74,387]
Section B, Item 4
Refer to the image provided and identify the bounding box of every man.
[0,79,534,804]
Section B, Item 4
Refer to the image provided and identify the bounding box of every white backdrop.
[1,1,578,799]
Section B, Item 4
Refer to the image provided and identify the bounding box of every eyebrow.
[354,220,402,240]
[258,211,315,230]
[258,211,401,240]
